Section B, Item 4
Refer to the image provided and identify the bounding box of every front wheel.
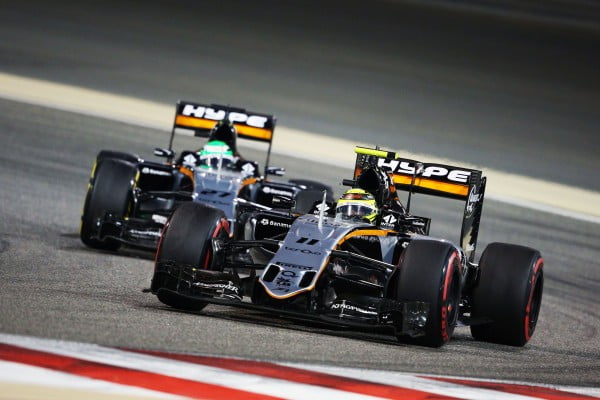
[396,239,462,347]
[151,202,229,310]
[470,242,544,346]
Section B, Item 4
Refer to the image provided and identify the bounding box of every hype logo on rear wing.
[352,146,486,262]
[352,146,483,201]
[379,158,475,200]
[172,101,276,143]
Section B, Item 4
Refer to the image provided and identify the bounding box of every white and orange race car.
[150,146,544,348]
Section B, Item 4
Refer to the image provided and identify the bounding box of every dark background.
[1,0,599,188]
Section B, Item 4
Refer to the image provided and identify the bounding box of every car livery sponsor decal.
[283,246,322,256]
[330,301,378,316]
[465,185,481,217]
[174,102,275,142]
[276,261,314,271]
[378,159,472,184]
[262,186,294,197]
[181,104,269,129]
[302,217,347,228]
[192,281,241,300]
[129,229,161,237]
[260,218,291,229]
[240,162,256,176]
[312,202,331,215]
[382,214,397,225]
[152,214,168,224]
[141,167,171,177]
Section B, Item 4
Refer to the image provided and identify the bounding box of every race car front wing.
[152,258,429,337]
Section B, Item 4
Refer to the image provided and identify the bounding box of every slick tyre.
[96,150,139,164]
[396,239,461,347]
[151,203,229,310]
[80,158,137,250]
[470,242,544,346]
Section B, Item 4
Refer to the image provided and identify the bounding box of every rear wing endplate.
[353,147,486,262]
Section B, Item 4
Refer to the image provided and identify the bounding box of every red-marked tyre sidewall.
[396,239,462,347]
[470,242,544,346]
[202,217,230,270]
[152,218,170,274]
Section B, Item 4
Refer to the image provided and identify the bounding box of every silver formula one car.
[80,101,331,251]
[150,146,544,347]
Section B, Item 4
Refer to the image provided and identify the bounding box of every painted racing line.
[0,72,599,224]
[0,334,598,400]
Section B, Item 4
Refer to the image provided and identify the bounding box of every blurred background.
[1,0,599,189]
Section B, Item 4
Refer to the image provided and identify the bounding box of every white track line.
[0,360,184,399]
[2,334,598,400]
[0,334,385,400]
[288,364,536,400]
[1,72,598,223]
[284,362,600,399]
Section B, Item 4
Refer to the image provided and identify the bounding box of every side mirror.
[266,166,286,176]
[154,148,175,158]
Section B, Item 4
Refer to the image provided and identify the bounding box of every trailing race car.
[80,101,332,251]
[150,146,544,347]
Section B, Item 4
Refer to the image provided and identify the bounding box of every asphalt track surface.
[0,0,599,389]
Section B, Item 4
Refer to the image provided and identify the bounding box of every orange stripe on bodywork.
[237,177,258,198]
[234,124,272,141]
[178,166,194,182]
[175,115,216,130]
[175,115,273,141]
[338,229,394,247]
[260,255,332,300]
[392,175,468,197]
[241,177,258,187]
[353,167,363,179]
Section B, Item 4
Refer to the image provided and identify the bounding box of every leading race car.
[150,146,544,347]
[80,101,332,251]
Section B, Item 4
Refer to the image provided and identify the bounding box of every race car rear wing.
[168,101,277,172]
[352,146,486,262]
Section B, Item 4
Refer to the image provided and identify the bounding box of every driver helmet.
[209,118,237,151]
[198,140,235,169]
[336,188,379,223]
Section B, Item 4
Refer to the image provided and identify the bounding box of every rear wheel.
[396,239,461,347]
[470,242,544,346]
[80,158,137,250]
[151,203,229,310]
